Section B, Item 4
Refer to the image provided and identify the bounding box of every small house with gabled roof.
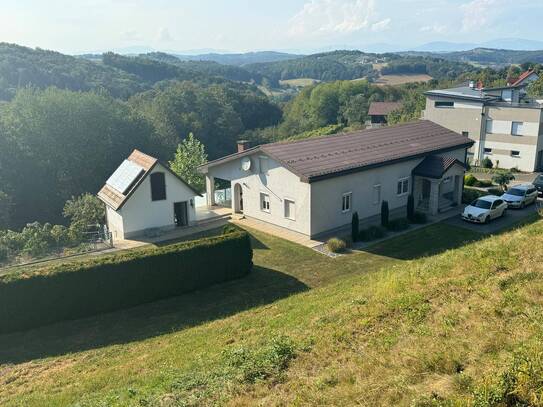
[98,149,201,240]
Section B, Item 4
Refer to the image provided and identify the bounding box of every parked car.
[462,195,507,223]
[501,183,538,208]
[533,175,543,195]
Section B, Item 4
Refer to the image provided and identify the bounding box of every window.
[511,121,524,136]
[259,156,269,175]
[511,150,520,157]
[284,199,295,220]
[492,200,503,209]
[484,147,492,154]
[397,178,409,196]
[150,172,166,201]
[342,192,352,213]
[373,184,381,205]
[260,193,270,212]
[435,101,454,108]
[462,131,469,137]
[443,176,452,184]
[486,119,494,134]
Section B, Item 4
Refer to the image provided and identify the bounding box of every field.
[279,78,321,87]
[375,73,434,86]
[1,217,543,406]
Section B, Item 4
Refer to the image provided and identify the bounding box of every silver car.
[462,195,507,223]
[501,184,538,208]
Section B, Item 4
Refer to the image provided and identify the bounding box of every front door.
[174,201,188,227]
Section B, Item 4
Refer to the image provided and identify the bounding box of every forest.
[1,42,542,234]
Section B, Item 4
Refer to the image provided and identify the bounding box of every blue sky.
[1,0,542,53]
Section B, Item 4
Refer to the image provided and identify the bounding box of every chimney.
[237,140,250,153]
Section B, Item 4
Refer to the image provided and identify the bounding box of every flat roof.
[201,120,474,183]
[425,86,498,102]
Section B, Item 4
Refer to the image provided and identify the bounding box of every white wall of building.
[116,163,198,238]
[207,153,312,235]
[106,206,124,240]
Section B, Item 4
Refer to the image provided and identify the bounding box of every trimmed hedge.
[0,231,253,334]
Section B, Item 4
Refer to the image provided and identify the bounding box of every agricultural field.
[374,73,434,86]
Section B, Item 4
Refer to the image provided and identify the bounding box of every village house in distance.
[199,120,473,239]
[424,69,543,172]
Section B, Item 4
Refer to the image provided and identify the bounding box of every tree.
[492,171,515,192]
[527,77,543,97]
[0,191,12,229]
[63,193,106,230]
[169,133,208,192]
[381,201,389,228]
[351,212,359,242]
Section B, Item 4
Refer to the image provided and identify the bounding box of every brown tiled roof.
[511,69,536,87]
[201,121,474,183]
[412,155,467,179]
[98,149,201,211]
[368,101,403,116]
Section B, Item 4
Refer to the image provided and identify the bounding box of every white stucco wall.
[116,163,198,238]
[207,153,311,235]
[106,205,124,240]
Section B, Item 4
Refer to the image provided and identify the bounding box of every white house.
[199,121,474,239]
[98,149,201,240]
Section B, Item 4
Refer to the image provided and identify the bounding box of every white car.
[501,183,538,209]
[462,195,507,224]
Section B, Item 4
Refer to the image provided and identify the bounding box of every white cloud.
[371,18,391,32]
[420,23,448,34]
[120,29,143,42]
[288,0,382,37]
[156,27,173,42]
[460,0,498,32]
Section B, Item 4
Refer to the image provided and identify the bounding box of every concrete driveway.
[443,199,541,234]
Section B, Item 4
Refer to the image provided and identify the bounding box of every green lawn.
[1,220,542,406]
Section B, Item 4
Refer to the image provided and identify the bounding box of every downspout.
[478,101,488,165]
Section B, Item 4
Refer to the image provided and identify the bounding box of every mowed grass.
[1,220,543,406]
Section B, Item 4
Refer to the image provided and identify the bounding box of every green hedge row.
[0,231,253,334]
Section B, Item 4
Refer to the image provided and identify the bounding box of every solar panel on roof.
[106,160,145,194]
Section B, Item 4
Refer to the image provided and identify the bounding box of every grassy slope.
[1,220,542,406]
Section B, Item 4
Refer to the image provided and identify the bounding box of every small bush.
[386,218,410,232]
[0,244,7,262]
[464,174,477,186]
[411,211,427,224]
[462,188,486,204]
[351,212,359,242]
[327,237,346,253]
[222,224,240,234]
[481,157,493,169]
[358,226,387,242]
[487,187,503,196]
[381,200,389,228]
[407,194,415,221]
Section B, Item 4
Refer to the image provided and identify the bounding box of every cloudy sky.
[1,0,541,53]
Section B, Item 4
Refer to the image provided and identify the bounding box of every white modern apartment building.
[423,70,543,172]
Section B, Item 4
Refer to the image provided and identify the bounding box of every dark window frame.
[435,101,454,108]
[150,172,167,201]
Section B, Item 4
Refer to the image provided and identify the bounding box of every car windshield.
[472,199,492,209]
[505,188,525,197]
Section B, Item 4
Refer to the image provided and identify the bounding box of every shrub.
[358,226,387,242]
[0,244,7,262]
[492,171,515,192]
[464,174,477,186]
[462,188,486,204]
[351,212,359,242]
[222,224,240,234]
[488,187,503,196]
[0,231,253,334]
[386,218,410,232]
[407,194,415,221]
[410,211,427,224]
[327,237,346,253]
[481,157,493,169]
[381,200,389,228]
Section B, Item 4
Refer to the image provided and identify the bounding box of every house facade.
[423,71,543,172]
[199,121,473,238]
[98,150,201,240]
[367,101,403,128]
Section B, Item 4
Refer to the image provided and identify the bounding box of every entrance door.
[174,202,188,227]
[233,183,243,213]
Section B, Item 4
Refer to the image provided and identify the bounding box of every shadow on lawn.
[0,265,307,365]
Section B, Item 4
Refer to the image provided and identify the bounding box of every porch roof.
[412,155,467,179]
